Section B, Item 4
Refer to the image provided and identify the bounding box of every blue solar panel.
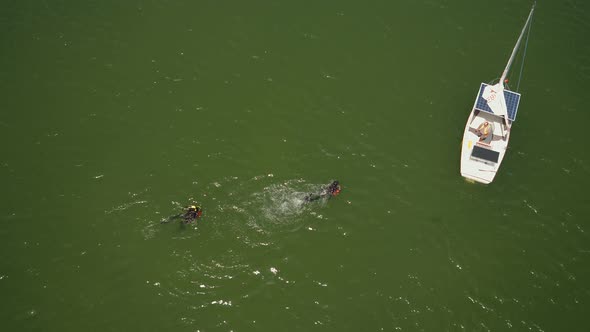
[474,83,521,121]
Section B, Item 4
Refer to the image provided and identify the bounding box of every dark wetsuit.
[304,181,341,202]
[162,205,202,224]
[182,206,202,223]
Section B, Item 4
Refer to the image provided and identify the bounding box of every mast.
[500,2,536,84]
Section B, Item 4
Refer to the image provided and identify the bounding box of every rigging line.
[516,5,534,92]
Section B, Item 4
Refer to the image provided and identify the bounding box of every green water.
[2,0,589,331]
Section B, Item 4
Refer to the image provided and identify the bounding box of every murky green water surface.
[1,0,589,331]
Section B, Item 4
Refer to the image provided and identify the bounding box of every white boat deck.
[460,111,510,184]
[459,3,534,184]
[467,112,507,148]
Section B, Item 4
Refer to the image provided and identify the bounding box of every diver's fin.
[161,214,183,224]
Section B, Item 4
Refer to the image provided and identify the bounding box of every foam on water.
[200,175,334,238]
[246,179,331,233]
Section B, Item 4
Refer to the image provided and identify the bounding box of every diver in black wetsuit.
[162,204,203,224]
[304,180,341,202]
[182,205,202,223]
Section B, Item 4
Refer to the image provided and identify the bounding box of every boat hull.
[460,109,511,184]
[459,2,534,184]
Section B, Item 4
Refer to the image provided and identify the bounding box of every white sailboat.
[460,3,535,184]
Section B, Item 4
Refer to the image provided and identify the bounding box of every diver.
[161,204,202,224]
[182,205,202,223]
[304,180,341,203]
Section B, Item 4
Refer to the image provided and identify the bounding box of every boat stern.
[460,137,497,184]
